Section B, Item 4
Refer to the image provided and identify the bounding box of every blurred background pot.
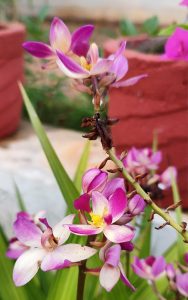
[104,38,188,209]
[0,22,25,138]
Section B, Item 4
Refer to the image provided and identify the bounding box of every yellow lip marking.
[80,56,92,71]
[88,212,104,228]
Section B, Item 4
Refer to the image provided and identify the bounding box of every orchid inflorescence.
[7,12,188,299]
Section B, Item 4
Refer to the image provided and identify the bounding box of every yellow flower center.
[80,56,92,71]
[88,212,104,227]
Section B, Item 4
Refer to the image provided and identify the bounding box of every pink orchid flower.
[56,42,113,79]
[12,213,96,286]
[23,17,94,68]
[123,147,162,175]
[180,0,188,6]
[132,256,166,281]
[69,188,135,244]
[99,243,135,291]
[158,166,177,190]
[107,41,147,88]
[7,211,46,259]
[176,273,188,297]
[164,27,188,61]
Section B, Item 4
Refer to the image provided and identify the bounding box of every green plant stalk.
[107,148,188,242]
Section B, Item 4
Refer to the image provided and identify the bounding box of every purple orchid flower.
[82,168,108,194]
[23,17,94,68]
[106,41,147,88]
[99,243,135,291]
[69,188,135,243]
[158,166,177,190]
[176,273,188,297]
[164,27,188,61]
[180,0,188,6]
[132,256,166,281]
[123,147,162,175]
[12,213,96,286]
[56,42,113,79]
[128,194,146,216]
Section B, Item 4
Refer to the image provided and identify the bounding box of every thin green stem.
[76,260,87,300]
[107,148,188,242]
[151,280,166,300]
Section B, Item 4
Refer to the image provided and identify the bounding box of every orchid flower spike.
[99,243,135,291]
[123,147,162,175]
[69,188,135,244]
[12,212,97,286]
[23,17,94,68]
[132,256,166,281]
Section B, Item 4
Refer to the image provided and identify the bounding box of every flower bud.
[128,194,146,216]
[120,241,134,252]
[82,168,108,194]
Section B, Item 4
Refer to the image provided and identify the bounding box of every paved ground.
[0,121,185,255]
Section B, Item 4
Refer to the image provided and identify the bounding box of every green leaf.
[47,267,78,300]
[74,141,90,192]
[142,16,159,36]
[158,23,188,36]
[136,206,152,257]
[120,19,138,36]
[14,182,26,211]
[19,83,79,212]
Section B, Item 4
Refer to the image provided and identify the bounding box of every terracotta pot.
[0,22,25,138]
[104,38,188,209]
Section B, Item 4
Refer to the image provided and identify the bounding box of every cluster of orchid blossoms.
[123,147,177,199]
[23,17,146,111]
[132,255,188,298]
[7,169,147,291]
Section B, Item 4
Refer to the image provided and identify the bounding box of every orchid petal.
[52,214,75,245]
[99,263,120,291]
[88,43,99,65]
[112,74,147,88]
[68,224,103,235]
[176,273,188,297]
[82,168,108,194]
[91,191,109,216]
[41,244,97,271]
[111,55,128,81]
[74,194,91,212]
[108,188,127,223]
[6,239,28,259]
[151,256,166,278]
[103,178,125,199]
[13,215,42,247]
[56,50,89,79]
[119,262,136,291]
[90,59,113,75]
[13,249,45,286]
[23,41,54,58]
[104,225,134,243]
[50,17,71,52]
[71,25,94,57]
[105,244,121,267]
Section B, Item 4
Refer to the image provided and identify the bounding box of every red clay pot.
[104,38,188,209]
[0,22,25,138]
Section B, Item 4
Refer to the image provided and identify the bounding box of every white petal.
[99,263,120,291]
[13,248,45,286]
[53,214,75,245]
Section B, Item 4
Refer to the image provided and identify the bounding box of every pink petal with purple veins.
[103,178,125,199]
[176,273,188,297]
[108,188,127,223]
[71,24,94,57]
[56,50,89,78]
[74,194,91,212]
[112,74,148,88]
[23,41,54,58]
[105,244,121,267]
[50,17,71,52]
[151,256,166,278]
[119,262,136,291]
[90,59,113,75]
[99,263,120,291]
[104,225,134,243]
[92,191,109,216]
[68,224,103,235]
[13,215,42,247]
[52,214,75,245]
[13,248,46,286]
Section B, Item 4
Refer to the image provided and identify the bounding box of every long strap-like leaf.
[19,83,79,212]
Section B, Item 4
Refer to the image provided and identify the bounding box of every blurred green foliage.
[120,16,160,36]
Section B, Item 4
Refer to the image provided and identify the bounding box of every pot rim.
[0,22,25,37]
